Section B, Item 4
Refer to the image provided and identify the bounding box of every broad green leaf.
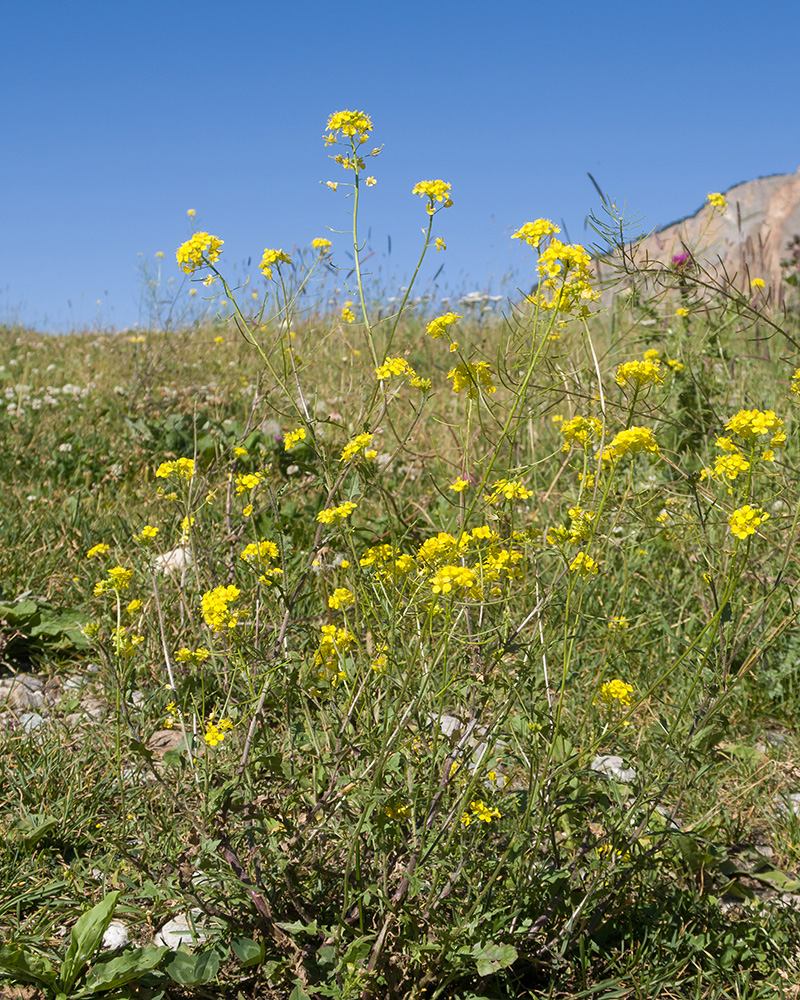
[231,937,263,968]
[13,813,58,847]
[0,945,57,989]
[472,941,518,977]
[83,945,168,991]
[164,948,219,986]
[60,891,121,992]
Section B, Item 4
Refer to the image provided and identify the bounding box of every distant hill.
[597,169,800,306]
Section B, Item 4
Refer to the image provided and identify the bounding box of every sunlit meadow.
[1,112,800,999]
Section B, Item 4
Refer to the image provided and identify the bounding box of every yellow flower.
[234,446,248,458]
[713,454,750,481]
[430,565,477,595]
[324,110,373,143]
[447,361,496,399]
[608,616,629,631]
[328,587,355,610]
[375,357,416,380]
[201,585,241,631]
[426,312,461,339]
[560,415,602,452]
[94,565,133,596]
[259,248,292,280]
[449,477,469,492]
[242,504,253,517]
[675,307,690,317]
[751,277,765,289]
[155,458,195,480]
[614,359,663,389]
[435,237,446,251]
[707,192,727,211]
[284,427,307,451]
[728,504,769,540]
[602,427,659,462]
[569,551,599,577]
[176,232,224,274]
[86,543,110,559]
[235,472,262,494]
[204,716,234,747]
[725,408,784,443]
[341,303,356,323]
[484,478,532,504]
[187,208,196,217]
[175,646,211,665]
[365,176,377,186]
[340,433,374,462]
[412,179,453,214]
[126,599,143,615]
[317,501,358,524]
[791,368,800,397]
[324,181,339,191]
[155,251,164,259]
[460,800,501,826]
[511,219,560,248]
[595,679,633,706]
[312,237,332,253]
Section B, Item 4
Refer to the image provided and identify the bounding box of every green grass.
[2,129,800,999]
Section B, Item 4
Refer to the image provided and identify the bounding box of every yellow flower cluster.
[176,232,224,274]
[240,538,280,575]
[608,617,629,631]
[595,679,633,706]
[724,409,785,457]
[460,799,501,826]
[139,525,159,540]
[341,303,356,323]
[111,625,144,658]
[412,180,453,214]
[560,415,602,452]
[94,565,133,596]
[155,458,195,480]
[317,501,358,524]
[175,646,211,665]
[484,478,532,504]
[87,543,110,559]
[602,427,659,462]
[707,192,727,211]
[201,585,241,631]
[376,357,416,380]
[314,623,355,669]
[791,368,800,396]
[728,504,769,540]
[511,219,560,248]
[550,507,597,546]
[614,359,664,389]
[235,473,262,495]
[259,248,292,280]
[430,565,477,595]
[312,237,332,253]
[569,551,599,577]
[204,716,234,747]
[447,361,496,399]
[524,231,599,317]
[324,110,373,143]
[340,433,375,462]
[426,312,461,339]
[385,802,410,821]
[328,587,355,610]
[284,427,307,451]
[712,453,750,481]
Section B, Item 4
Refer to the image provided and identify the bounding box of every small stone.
[591,754,637,783]
[155,910,210,950]
[102,920,129,951]
[20,712,45,733]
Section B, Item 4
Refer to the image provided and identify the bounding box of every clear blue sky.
[2,0,799,332]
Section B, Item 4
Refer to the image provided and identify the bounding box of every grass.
[1,113,800,999]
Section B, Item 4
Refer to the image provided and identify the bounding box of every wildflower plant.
[3,114,800,1000]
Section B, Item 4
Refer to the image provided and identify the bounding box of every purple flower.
[672,252,692,269]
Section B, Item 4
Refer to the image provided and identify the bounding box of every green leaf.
[12,813,58,847]
[83,945,168,992]
[164,948,219,986]
[231,937,264,968]
[60,891,121,992]
[0,945,57,989]
[472,941,518,977]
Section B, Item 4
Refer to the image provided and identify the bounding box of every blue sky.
[2,0,799,332]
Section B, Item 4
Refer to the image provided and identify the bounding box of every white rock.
[20,712,45,733]
[102,920,129,951]
[154,545,193,576]
[155,910,210,950]
[591,754,637,783]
